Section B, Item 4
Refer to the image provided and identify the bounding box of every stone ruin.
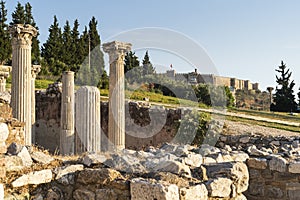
[0,23,300,200]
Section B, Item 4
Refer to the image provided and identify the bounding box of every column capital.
[103,41,131,61]
[31,65,41,79]
[9,24,38,47]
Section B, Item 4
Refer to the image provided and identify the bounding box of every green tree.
[124,51,141,84]
[297,88,300,107]
[70,19,80,71]
[61,20,72,67]
[11,2,25,25]
[0,0,11,64]
[271,61,297,112]
[75,17,105,86]
[41,15,63,75]
[24,2,40,64]
[142,51,155,76]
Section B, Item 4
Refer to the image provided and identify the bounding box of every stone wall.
[217,134,300,200]
[35,90,182,152]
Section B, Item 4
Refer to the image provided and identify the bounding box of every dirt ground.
[223,120,299,137]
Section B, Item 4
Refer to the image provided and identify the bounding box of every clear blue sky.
[6,0,300,92]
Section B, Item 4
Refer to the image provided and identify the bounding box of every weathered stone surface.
[204,162,249,193]
[17,146,33,167]
[95,189,119,200]
[12,169,52,187]
[55,164,84,180]
[197,144,221,156]
[130,178,179,200]
[77,168,122,184]
[82,153,107,167]
[286,182,300,200]
[269,155,287,172]
[179,184,208,200]
[239,136,250,144]
[183,152,202,167]
[288,161,300,173]
[31,151,54,164]
[0,123,8,142]
[73,189,95,200]
[0,184,4,200]
[5,155,24,172]
[247,145,269,156]
[230,151,249,162]
[247,158,268,169]
[154,160,191,177]
[206,177,232,198]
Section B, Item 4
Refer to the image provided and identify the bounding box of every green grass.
[229,107,300,123]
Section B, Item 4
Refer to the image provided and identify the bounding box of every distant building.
[160,68,259,91]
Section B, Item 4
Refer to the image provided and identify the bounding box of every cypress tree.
[24,2,40,64]
[271,61,297,112]
[41,15,63,75]
[142,51,155,76]
[71,19,80,69]
[124,51,141,84]
[0,0,11,64]
[11,2,25,25]
[62,20,72,67]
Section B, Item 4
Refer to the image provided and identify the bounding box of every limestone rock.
[104,153,145,173]
[204,162,249,193]
[130,178,179,200]
[5,155,24,172]
[269,155,287,172]
[183,153,202,167]
[12,169,52,187]
[31,151,54,164]
[247,145,269,156]
[206,177,232,198]
[0,123,8,151]
[0,184,3,200]
[77,168,122,185]
[288,161,300,173]
[230,151,249,162]
[154,160,191,177]
[239,136,250,144]
[196,144,221,156]
[180,184,208,200]
[17,146,33,167]
[247,158,267,169]
[82,153,107,167]
[73,189,95,200]
[55,164,84,181]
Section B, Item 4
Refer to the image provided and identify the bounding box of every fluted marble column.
[60,71,75,155]
[103,41,131,150]
[75,86,101,153]
[9,24,37,145]
[31,65,41,144]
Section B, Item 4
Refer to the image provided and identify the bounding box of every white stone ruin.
[9,24,37,145]
[75,86,101,153]
[103,41,131,151]
[0,65,11,92]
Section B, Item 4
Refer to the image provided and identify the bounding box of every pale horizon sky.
[6,0,300,92]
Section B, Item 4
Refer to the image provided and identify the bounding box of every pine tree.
[11,2,25,25]
[41,15,63,75]
[62,20,72,67]
[71,19,80,70]
[271,61,297,112]
[24,2,40,64]
[124,51,141,83]
[142,51,155,76]
[297,88,300,107]
[77,16,105,86]
[0,0,11,64]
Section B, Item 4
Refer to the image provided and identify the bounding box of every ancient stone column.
[60,71,75,155]
[0,65,11,92]
[75,86,101,153]
[9,24,37,145]
[103,41,131,150]
[31,65,41,144]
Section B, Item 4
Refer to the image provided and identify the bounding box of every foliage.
[10,2,25,25]
[124,51,141,84]
[142,51,155,76]
[235,89,269,110]
[271,61,297,112]
[0,0,11,64]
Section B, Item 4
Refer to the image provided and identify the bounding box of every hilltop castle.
[161,69,259,91]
